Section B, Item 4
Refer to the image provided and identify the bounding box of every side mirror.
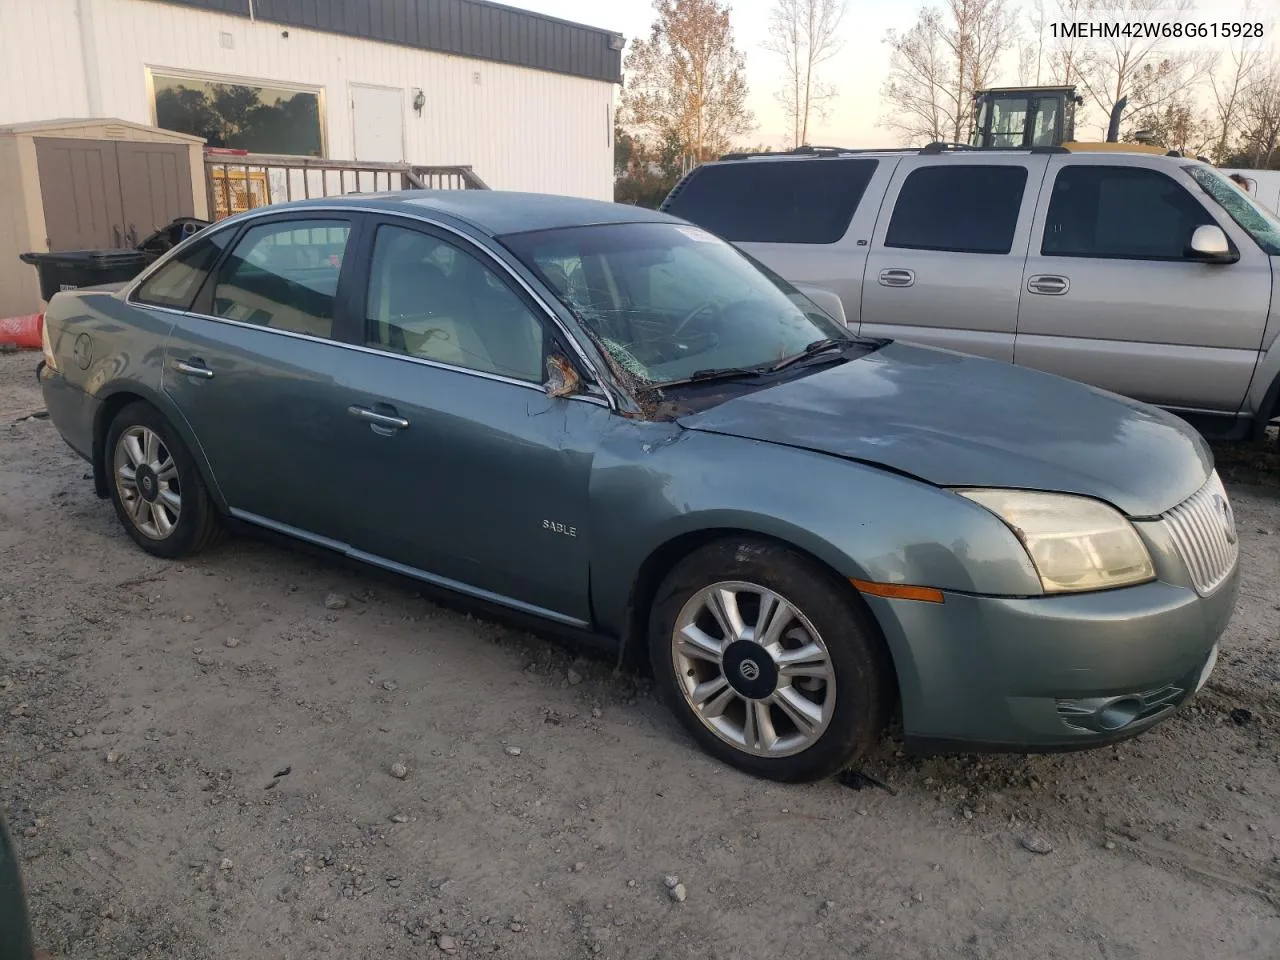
[795,284,848,326]
[1187,224,1237,263]
[544,354,582,398]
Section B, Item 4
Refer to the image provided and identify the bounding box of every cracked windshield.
[501,221,852,384]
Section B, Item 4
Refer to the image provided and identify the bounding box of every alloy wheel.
[671,580,836,758]
[113,425,182,540]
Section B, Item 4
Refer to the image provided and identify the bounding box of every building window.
[151,71,324,157]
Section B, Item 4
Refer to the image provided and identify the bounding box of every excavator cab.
[970,86,1081,149]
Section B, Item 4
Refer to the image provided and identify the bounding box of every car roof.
[261,190,678,236]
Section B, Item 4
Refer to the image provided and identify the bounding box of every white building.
[0,0,622,200]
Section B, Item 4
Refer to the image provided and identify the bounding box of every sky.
[513,0,928,148]
[512,0,1277,148]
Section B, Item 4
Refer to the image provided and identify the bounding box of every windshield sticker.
[673,225,719,244]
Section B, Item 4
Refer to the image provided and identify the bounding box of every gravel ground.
[2,349,1278,960]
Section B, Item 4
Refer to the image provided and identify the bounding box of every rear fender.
[91,379,228,513]
[1245,341,1280,438]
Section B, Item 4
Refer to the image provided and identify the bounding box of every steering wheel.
[671,299,718,339]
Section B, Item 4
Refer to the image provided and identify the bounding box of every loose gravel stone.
[1021,836,1054,855]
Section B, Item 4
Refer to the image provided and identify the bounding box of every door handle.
[172,358,214,379]
[348,405,410,431]
[1027,274,1070,295]
[878,268,915,288]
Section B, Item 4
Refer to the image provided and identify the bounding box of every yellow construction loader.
[969,85,1173,155]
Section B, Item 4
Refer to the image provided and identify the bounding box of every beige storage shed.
[0,118,207,318]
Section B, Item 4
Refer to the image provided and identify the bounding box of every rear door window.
[661,158,878,244]
[885,165,1029,254]
[210,219,352,338]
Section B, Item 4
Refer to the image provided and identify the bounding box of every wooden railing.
[203,151,489,220]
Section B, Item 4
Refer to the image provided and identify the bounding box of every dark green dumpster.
[19,249,153,302]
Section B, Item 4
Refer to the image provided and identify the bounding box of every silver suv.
[661,146,1280,440]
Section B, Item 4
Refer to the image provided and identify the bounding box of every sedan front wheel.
[649,539,892,782]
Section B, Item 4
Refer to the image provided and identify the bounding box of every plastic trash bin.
[18,249,153,302]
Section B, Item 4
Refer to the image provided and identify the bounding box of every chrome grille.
[1160,471,1239,597]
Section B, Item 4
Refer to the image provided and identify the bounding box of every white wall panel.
[0,0,615,199]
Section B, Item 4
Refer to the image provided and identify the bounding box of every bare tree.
[621,0,754,168]
[1206,0,1271,162]
[763,0,847,148]
[1017,0,1047,85]
[1125,97,1213,155]
[1235,55,1280,168]
[1046,0,1091,90]
[881,0,1019,146]
[1074,0,1212,138]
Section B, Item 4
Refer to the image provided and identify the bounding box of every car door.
[860,154,1049,361]
[161,212,362,541]
[1015,155,1273,415]
[330,216,610,625]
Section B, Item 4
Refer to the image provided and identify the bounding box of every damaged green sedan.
[38,192,1238,781]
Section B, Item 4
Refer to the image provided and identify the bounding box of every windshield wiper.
[648,365,770,390]
[769,338,850,372]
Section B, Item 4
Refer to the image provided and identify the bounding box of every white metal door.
[351,85,405,163]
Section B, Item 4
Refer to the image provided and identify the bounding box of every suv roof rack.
[919,141,1068,155]
[718,142,1071,162]
[718,144,912,160]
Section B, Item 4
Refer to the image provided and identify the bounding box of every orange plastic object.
[0,313,43,349]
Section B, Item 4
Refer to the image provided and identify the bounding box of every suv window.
[1042,166,1214,260]
[133,229,232,310]
[212,219,351,338]
[366,224,546,382]
[661,158,877,244]
[885,165,1028,254]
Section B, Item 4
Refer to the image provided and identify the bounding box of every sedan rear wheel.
[113,425,182,540]
[105,401,224,559]
[650,538,891,782]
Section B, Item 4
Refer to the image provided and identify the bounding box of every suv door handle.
[1028,274,1070,295]
[172,358,214,379]
[348,404,410,431]
[878,268,915,288]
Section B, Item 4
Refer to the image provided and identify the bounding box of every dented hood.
[676,341,1212,518]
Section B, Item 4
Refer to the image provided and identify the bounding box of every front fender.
[587,425,1042,637]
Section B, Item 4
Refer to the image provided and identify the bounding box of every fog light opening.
[1096,698,1143,731]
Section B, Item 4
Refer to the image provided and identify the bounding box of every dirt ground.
[1,348,1278,960]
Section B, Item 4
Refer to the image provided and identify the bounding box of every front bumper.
[867,565,1239,753]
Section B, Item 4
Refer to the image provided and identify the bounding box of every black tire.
[104,401,224,559]
[648,537,892,783]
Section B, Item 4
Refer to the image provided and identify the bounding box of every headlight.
[955,489,1154,594]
